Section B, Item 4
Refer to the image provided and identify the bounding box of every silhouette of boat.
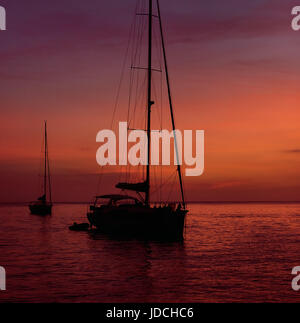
[87,0,188,240]
[29,121,52,216]
[69,222,90,232]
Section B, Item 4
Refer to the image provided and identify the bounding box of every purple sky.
[1,0,300,202]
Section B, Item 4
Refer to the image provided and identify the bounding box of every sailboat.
[29,121,53,216]
[87,0,188,240]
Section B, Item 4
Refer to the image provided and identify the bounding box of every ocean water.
[1,203,300,303]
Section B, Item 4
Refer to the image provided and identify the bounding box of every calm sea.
[1,203,300,303]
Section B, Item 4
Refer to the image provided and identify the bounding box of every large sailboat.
[87,0,188,240]
[29,121,53,216]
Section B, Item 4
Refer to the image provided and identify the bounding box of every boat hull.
[29,204,52,216]
[87,206,187,240]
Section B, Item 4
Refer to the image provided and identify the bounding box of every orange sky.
[1,0,300,202]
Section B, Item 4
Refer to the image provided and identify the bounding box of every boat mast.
[46,122,52,204]
[157,0,186,208]
[145,0,153,206]
[44,121,47,201]
[44,120,52,204]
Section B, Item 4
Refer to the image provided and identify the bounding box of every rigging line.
[132,9,145,67]
[126,68,141,182]
[145,17,161,120]
[154,33,163,119]
[136,13,159,18]
[151,169,177,195]
[128,69,137,128]
[135,12,147,114]
[132,1,145,69]
[153,15,162,72]
[126,1,149,185]
[167,173,177,203]
[126,10,142,181]
[128,9,145,129]
[109,2,138,131]
[131,66,162,73]
[112,1,141,187]
[128,37,142,128]
[128,12,141,126]
[126,62,139,181]
[131,16,156,129]
[159,28,163,203]
[152,165,157,200]
[125,70,133,182]
[130,3,139,67]
[167,171,177,202]
[152,75,160,117]
[127,62,135,127]
[130,74,146,138]
[145,0,153,206]
[157,0,186,208]
[130,2,145,101]
[37,125,44,197]
[129,72,139,129]
[160,50,163,202]
[47,142,52,204]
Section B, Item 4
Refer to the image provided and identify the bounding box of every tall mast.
[44,121,47,200]
[157,0,186,208]
[46,122,52,204]
[145,0,153,206]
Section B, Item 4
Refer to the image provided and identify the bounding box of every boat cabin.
[90,195,142,210]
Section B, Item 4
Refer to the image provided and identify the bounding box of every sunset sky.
[1,0,300,202]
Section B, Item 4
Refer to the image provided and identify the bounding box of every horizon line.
[2,200,300,206]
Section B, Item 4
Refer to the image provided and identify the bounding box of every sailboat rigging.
[87,0,188,240]
[29,121,53,216]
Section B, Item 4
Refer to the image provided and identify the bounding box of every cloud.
[284,149,300,154]
[209,180,248,190]
[166,0,294,44]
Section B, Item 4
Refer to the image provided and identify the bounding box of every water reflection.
[1,203,300,302]
[86,231,187,302]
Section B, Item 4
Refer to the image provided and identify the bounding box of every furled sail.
[116,181,148,193]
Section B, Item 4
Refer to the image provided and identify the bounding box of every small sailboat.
[87,0,188,240]
[29,121,53,216]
